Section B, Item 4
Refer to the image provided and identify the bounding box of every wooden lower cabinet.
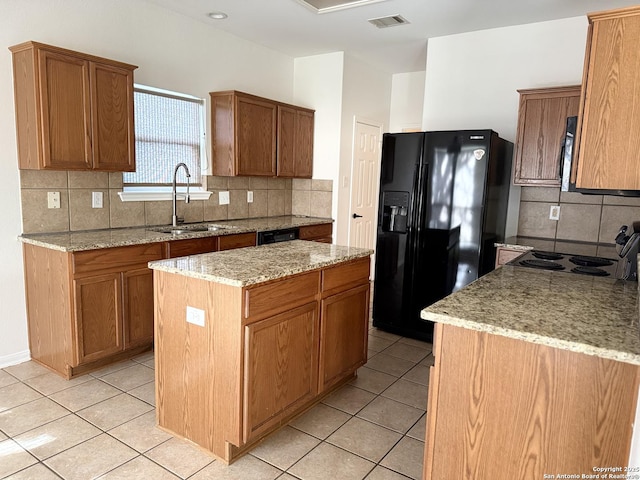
[154,256,371,464]
[319,284,369,392]
[123,267,155,348]
[424,323,640,479]
[243,302,319,442]
[299,223,333,243]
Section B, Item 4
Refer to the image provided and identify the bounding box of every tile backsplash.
[517,186,640,244]
[19,171,333,234]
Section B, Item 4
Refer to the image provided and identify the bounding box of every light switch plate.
[219,191,230,205]
[549,205,560,221]
[47,192,60,209]
[186,306,205,327]
[247,191,253,203]
[92,191,103,209]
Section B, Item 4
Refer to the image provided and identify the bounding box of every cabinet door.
[123,267,154,348]
[319,283,369,392]
[576,9,640,190]
[90,62,135,171]
[38,49,92,170]
[236,95,277,176]
[277,106,314,178]
[74,273,123,364]
[513,86,581,186]
[243,302,319,442]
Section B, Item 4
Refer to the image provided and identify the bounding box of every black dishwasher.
[257,227,299,245]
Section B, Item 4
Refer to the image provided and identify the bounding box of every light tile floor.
[0,326,433,479]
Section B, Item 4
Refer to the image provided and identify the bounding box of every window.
[121,85,209,200]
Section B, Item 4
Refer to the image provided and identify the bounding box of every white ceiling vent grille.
[368,15,410,28]
[295,0,387,14]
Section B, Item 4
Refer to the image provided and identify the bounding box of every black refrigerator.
[373,130,513,342]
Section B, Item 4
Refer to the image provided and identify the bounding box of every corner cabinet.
[210,90,314,178]
[10,41,136,171]
[513,86,581,186]
[574,6,640,190]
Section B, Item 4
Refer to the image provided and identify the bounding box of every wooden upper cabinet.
[574,6,640,190]
[277,105,314,178]
[513,86,581,186]
[9,41,136,171]
[211,90,314,177]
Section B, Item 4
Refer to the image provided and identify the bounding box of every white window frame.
[119,84,211,202]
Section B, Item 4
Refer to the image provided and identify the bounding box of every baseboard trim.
[0,350,31,369]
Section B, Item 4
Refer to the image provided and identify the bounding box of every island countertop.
[148,240,373,287]
[421,265,640,365]
[18,215,332,252]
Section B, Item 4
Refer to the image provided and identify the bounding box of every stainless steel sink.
[149,224,234,235]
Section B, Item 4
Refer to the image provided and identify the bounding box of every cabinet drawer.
[299,223,332,240]
[73,243,163,275]
[322,257,370,295]
[165,237,218,258]
[219,232,256,251]
[244,271,320,321]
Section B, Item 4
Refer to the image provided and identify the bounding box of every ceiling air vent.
[295,0,387,14]
[368,14,409,28]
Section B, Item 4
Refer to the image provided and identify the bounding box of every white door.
[349,120,382,272]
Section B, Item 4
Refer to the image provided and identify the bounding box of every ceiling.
[143,0,640,73]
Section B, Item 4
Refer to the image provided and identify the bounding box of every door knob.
[352,213,363,219]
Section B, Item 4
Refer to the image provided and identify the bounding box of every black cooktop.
[508,250,619,277]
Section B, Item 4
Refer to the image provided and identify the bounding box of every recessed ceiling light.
[208,11,228,20]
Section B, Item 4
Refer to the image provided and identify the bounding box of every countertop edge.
[421,310,640,366]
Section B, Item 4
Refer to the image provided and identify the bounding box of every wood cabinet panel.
[165,237,218,258]
[73,242,163,275]
[322,257,370,296]
[74,273,122,363]
[319,283,369,392]
[218,232,256,251]
[210,90,313,178]
[299,223,332,242]
[425,324,640,478]
[243,302,319,442]
[277,106,314,178]
[576,7,640,190]
[513,86,581,186]
[90,62,135,171]
[244,271,320,321]
[9,41,137,171]
[123,267,154,348]
[38,49,92,170]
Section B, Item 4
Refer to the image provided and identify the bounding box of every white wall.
[389,71,426,133]
[336,54,392,244]
[294,52,345,224]
[0,0,296,366]
[422,16,589,236]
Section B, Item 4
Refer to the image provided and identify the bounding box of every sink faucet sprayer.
[172,162,191,227]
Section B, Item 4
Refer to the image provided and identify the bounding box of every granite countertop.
[148,240,372,287]
[496,236,619,258]
[421,265,640,365]
[18,216,333,252]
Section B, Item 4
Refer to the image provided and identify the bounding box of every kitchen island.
[421,265,640,479]
[148,240,372,464]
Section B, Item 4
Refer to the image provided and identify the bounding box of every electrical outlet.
[186,306,205,327]
[92,191,103,209]
[219,191,230,205]
[549,205,561,221]
[47,192,60,209]
[247,191,253,203]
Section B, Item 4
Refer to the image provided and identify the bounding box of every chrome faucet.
[172,163,191,227]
